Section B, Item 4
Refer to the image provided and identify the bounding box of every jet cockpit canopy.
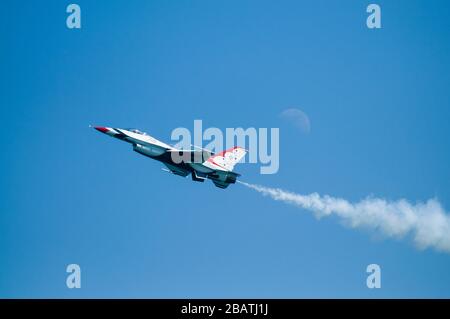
[125,128,148,136]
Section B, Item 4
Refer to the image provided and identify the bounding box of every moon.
[279,108,311,133]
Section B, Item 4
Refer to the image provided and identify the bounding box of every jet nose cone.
[94,126,110,133]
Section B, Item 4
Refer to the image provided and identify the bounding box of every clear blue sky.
[1,0,450,298]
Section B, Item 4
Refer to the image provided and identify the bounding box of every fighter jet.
[93,126,247,189]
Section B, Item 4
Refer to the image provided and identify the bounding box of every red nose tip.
[94,126,109,133]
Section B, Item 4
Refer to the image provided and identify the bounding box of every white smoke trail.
[238,181,450,254]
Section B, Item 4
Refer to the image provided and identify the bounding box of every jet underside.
[133,145,239,188]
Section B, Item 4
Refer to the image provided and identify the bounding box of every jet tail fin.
[207,146,247,172]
